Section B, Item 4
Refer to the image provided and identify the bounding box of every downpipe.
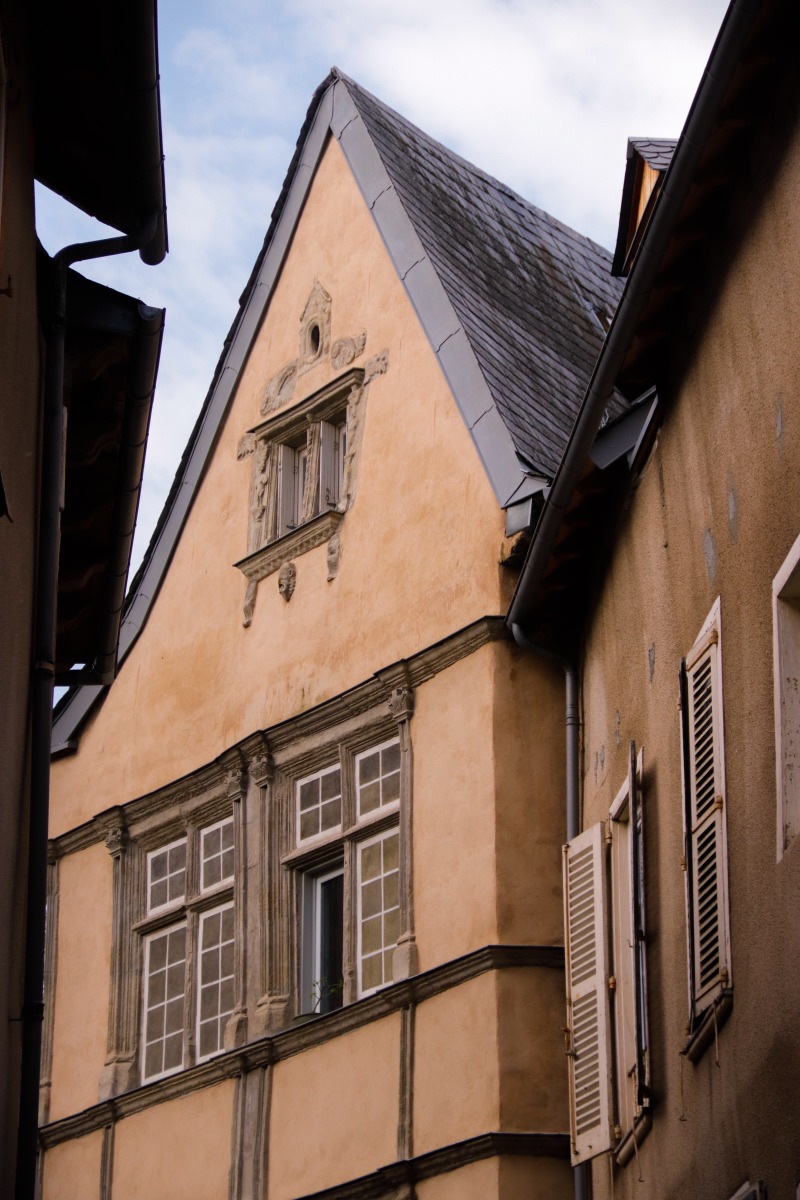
[15,221,157,1200]
[510,624,589,1200]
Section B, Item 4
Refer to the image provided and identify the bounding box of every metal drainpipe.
[15,222,157,1200]
[510,623,588,1200]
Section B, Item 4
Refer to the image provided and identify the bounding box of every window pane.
[148,839,187,912]
[150,851,168,882]
[143,924,186,1082]
[358,830,401,996]
[150,879,168,911]
[357,740,401,818]
[297,767,341,844]
[201,818,234,892]
[196,904,235,1062]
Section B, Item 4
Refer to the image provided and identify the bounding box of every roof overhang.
[508,0,794,645]
[48,258,165,685]
[29,0,167,265]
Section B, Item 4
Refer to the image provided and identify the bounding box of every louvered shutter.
[319,421,338,509]
[276,443,296,535]
[683,626,731,1011]
[564,824,614,1164]
[628,743,650,1110]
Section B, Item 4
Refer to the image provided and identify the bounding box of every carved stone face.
[278,561,296,602]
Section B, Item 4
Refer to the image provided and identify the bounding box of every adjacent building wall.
[579,93,800,1199]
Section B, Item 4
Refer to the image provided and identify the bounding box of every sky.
[36,0,730,572]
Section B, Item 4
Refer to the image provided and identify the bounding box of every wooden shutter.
[319,421,338,509]
[682,621,731,1013]
[628,743,650,1110]
[564,824,614,1164]
[276,443,296,535]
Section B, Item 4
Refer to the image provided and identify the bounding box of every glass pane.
[383,949,394,983]
[170,842,186,872]
[362,953,382,992]
[169,927,186,959]
[165,997,183,1035]
[383,833,399,873]
[163,1032,183,1071]
[382,743,401,775]
[321,769,341,801]
[204,857,221,888]
[199,1021,216,1058]
[220,978,235,1014]
[201,948,219,985]
[202,912,221,948]
[382,772,400,805]
[361,841,381,882]
[362,915,382,955]
[384,907,401,947]
[145,1043,162,1080]
[362,879,382,918]
[222,906,234,941]
[320,797,341,831]
[150,851,168,882]
[168,870,186,902]
[359,781,380,814]
[200,984,217,1020]
[383,871,399,910]
[221,848,235,880]
[203,828,221,857]
[146,1006,164,1041]
[166,964,184,998]
[221,942,234,978]
[148,969,166,1006]
[299,779,319,812]
[149,935,167,972]
[222,821,234,850]
[300,810,319,841]
[359,751,380,784]
[150,879,168,910]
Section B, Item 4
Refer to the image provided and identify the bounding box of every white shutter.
[319,420,337,509]
[276,443,296,536]
[685,625,731,1009]
[564,824,614,1164]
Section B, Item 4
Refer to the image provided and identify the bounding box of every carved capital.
[102,812,129,857]
[387,685,414,722]
[249,752,274,787]
[237,431,255,459]
[225,768,247,801]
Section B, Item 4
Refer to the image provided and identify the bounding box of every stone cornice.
[234,510,344,584]
[39,943,563,1148]
[50,617,509,860]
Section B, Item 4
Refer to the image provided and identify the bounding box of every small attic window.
[308,323,321,358]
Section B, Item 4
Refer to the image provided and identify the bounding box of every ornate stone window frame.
[98,769,247,1099]
[255,686,416,1030]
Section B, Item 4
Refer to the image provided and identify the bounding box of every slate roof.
[630,137,677,172]
[340,73,625,479]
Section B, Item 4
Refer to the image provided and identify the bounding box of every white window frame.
[141,921,188,1084]
[679,598,732,1025]
[296,763,343,847]
[355,737,401,820]
[356,827,401,999]
[196,900,235,1063]
[200,816,235,893]
[139,819,236,1084]
[773,532,800,860]
[146,836,187,915]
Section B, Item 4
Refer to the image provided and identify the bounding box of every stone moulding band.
[234,510,344,584]
[38,943,564,1149]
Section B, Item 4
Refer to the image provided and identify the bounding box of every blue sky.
[36,0,729,569]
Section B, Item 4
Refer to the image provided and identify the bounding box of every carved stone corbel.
[387,685,414,723]
[331,331,366,370]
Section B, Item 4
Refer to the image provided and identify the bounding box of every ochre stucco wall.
[496,968,568,1133]
[579,105,800,1200]
[48,844,112,1122]
[413,973,499,1154]
[111,1081,234,1200]
[267,1016,401,1199]
[50,134,505,836]
[412,648,499,967]
[41,1130,104,1200]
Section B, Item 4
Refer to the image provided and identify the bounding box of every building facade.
[41,73,622,1200]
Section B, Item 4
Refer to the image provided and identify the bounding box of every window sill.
[234,509,343,584]
[681,990,733,1064]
